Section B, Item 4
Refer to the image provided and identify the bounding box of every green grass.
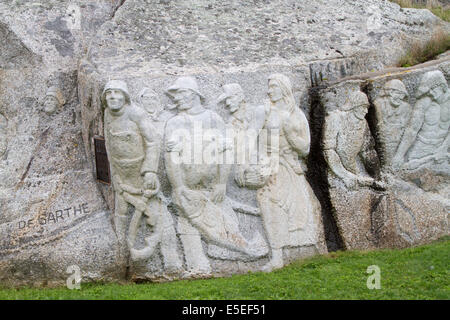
[0,237,449,300]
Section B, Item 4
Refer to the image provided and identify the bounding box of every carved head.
[43,87,65,115]
[416,70,448,103]
[166,76,205,111]
[139,88,162,117]
[102,80,131,114]
[218,83,245,114]
[344,91,369,120]
[267,74,296,113]
[382,79,408,107]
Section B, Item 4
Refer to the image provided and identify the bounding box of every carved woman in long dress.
[257,74,321,272]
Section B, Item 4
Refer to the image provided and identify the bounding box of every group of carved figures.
[102,74,321,274]
[324,70,449,190]
[101,70,449,275]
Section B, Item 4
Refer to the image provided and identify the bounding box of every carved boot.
[130,232,161,261]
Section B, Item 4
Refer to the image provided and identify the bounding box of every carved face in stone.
[171,89,198,111]
[219,84,245,114]
[43,87,65,115]
[387,89,406,107]
[268,80,283,103]
[382,80,408,108]
[429,83,447,103]
[43,95,60,115]
[345,92,370,121]
[105,89,126,113]
[417,71,448,104]
[354,103,369,120]
[139,89,162,116]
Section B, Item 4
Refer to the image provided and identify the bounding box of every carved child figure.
[393,70,449,170]
[103,80,182,272]
[373,79,411,167]
[324,91,381,189]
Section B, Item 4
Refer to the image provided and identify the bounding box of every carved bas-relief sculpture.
[164,77,268,275]
[373,80,411,167]
[0,113,7,157]
[218,83,268,189]
[43,86,65,115]
[103,80,182,273]
[324,91,384,190]
[254,74,323,272]
[393,71,450,171]
[320,69,449,251]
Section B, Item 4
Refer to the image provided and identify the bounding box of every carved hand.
[166,139,182,153]
[244,170,266,188]
[212,184,226,203]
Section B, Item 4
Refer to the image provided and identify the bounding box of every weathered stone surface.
[0,0,125,286]
[318,58,449,250]
[0,0,448,286]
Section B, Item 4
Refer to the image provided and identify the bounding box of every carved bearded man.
[103,80,181,272]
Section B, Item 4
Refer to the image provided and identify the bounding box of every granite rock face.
[0,0,126,286]
[0,0,448,286]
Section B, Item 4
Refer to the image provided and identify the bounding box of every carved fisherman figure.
[103,80,181,271]
[393,70,449,170]
[218,83,268,188]
[373,79,411,167]
[324,91,382,189]
[43,86,65,115]
[165,76,267,274]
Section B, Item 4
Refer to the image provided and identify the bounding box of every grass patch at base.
[0,237,449,300]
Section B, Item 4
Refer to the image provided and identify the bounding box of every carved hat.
[165,76,205,102]
[416,70,448,98]
[342,91,369,111]
[383,79,408,95]
[218,83,244,103]
[102,80,131,106]
[45,86,65,106]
